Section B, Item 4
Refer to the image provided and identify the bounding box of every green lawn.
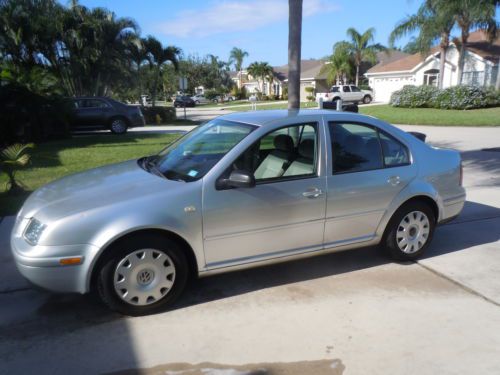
[359,105,500,126]
[0,133,182,216]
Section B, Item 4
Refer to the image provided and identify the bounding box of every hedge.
[390,85,500,110]
[141,106,176,124]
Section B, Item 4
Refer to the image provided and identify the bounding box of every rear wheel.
[97,234,189,316]
[109,118,128,134]
[383,202,435,261]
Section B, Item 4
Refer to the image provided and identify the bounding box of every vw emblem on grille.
[137,269,154,285]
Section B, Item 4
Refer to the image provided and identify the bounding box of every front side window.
[230,123,318,182]
[152,119,256,182]
[350,86,361,92]
[329,123,383,173]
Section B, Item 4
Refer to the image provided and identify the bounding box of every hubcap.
[396,211,430,254]
[113,249,176,306]
[111,120,126,133]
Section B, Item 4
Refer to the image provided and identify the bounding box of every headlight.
[23,218,47,245]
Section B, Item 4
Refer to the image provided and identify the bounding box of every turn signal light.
[59,257,83,266]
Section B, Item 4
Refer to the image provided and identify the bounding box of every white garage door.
[371,76,413,103]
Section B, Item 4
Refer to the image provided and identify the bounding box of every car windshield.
[148,119,256,182]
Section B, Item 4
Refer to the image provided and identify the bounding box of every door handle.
[302,188,323,198]
[387,176,401,186]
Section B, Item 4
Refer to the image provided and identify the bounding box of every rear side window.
[329,122,410,174]
[329,123,383,173]
[343,86,351,92]
[379,131,410,167]
[331,87,340,93]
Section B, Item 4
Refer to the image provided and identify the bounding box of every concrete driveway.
[0,126,499,375]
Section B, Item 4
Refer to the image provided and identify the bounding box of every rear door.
[324,120,416,247]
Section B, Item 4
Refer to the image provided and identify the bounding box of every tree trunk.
[438,45,447,89]
[355,64,360,86]
[288,0,303,109]
[496,57,500,90]
[152,66,159,107]
[457,31,469,86]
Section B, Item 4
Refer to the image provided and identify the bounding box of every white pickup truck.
[327,85,373,104]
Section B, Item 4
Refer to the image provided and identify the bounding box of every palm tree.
[345,27,386,86]
[320,41,355,85]
[288,0,302,109]
[446,0,498,84]
[127,38,148,103]
[229,47,249,88]
[0,143,34,194]
[389,0,454,89]
[247,62,274,95]
[144,36,180,106]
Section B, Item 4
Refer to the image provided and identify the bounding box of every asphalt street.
[0,121,499,375]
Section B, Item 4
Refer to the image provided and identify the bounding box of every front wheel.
[363,95,372,104]
[383,202,435,261]
[97,234,189,316]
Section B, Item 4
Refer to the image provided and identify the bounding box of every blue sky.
[71,0,477,66]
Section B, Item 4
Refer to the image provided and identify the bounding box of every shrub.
[204,89,220,101]
[231,86,247,100]
[358,84,373,91]
[0,83,72,146]
[391,84,500,110]
[390,85,439,108]
[141,106,176,124]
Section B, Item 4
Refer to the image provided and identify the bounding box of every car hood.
[18,160,184,221]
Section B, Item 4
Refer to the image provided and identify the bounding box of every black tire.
[109,118,128,134]
[363,95,372,104]
[383,201,436,261]
[97,234,189,316]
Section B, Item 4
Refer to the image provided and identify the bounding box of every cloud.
[157,0,339,38]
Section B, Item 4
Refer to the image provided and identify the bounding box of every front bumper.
[11,234,99,294]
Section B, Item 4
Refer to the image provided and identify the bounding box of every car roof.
[218,109,376,127]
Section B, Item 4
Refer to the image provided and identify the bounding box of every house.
[230,60,328,101]
[365,30,500,103]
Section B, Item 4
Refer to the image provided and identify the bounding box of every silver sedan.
[11,110,466,315]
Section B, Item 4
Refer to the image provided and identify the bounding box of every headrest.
[273,134,294,152]
[298,139,315,159]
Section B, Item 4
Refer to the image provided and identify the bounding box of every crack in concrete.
[416,261,500,308]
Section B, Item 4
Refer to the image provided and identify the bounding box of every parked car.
[173,95,195,108]
[191,94,210,104]
[71,97,145,134]
[212,95,236,103]
[327,85,373,104]
[11,110,465,315]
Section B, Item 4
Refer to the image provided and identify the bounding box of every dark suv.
[173,95,195,108]
[71,97,145,134]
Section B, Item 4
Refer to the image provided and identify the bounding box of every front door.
[324,121,416,247]
[202,122,327,267]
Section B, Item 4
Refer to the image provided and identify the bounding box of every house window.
[423,69,439,86]
[462,71,485,86]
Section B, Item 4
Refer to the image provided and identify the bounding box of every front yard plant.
[390,85,500,110]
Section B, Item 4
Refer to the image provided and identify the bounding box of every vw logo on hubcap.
[137,269,154,285]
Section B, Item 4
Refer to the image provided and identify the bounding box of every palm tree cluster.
[0,0,180,102]
[247,61,275,97]
[321,28,386,86]
[389,0,498,88]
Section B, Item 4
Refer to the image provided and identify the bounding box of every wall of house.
[366,45,496,103]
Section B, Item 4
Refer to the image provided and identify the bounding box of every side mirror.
[217,170,256,190]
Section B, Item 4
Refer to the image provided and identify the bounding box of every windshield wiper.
[141,155,167,179]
